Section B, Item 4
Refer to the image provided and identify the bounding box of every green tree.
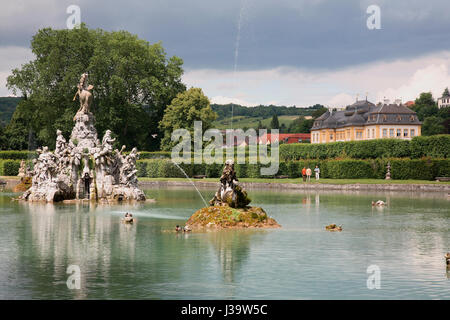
[270,114,280,129]
[312,107,328,119]
[443,87,450,97]
[412,92,438,121]
[6,25,185,150]
[422,116,445,136]
[159,88,217,151]
[288,116,314,133]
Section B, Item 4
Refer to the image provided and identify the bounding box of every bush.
[0,151,37,160]
[2,160,22,176]
[410,135,450,159]
[280,137,449,161]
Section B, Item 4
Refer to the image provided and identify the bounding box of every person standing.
[314,165,320,180]
[306,167,312,182]
[302,167,307,182]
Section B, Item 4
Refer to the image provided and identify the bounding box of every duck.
[372,200,386,206]
[445,253,450,265]
[325,223,342,232]
[122,212,135,224]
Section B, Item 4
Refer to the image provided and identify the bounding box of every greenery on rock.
[186,205,280,230]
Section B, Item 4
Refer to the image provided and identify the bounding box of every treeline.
[0,97,21,125]
[211,103,324,121]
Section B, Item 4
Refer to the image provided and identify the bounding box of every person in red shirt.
[302,167,307,182]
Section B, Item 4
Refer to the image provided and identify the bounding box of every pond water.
[0,186,449,299]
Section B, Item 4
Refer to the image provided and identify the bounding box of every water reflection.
[0,187,449,299]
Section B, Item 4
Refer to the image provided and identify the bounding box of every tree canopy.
[6,24,185,150]
[159,88,217,151]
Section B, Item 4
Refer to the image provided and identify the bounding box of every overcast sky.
[1,0,450,107]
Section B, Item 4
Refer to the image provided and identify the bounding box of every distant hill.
[0,97,21,125]
[211,103,322,120]
[211,103,323,130]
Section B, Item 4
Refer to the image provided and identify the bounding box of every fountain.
[20,73,145,202]
[185,159,280,230]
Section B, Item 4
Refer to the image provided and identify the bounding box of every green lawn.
[137,177,450,185]
[3,175,447,185]
[213,115,299,130]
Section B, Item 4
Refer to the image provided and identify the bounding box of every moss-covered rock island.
[186,160,280,230]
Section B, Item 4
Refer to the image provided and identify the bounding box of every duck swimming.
[372,200,386,206]
[325,223,342,232]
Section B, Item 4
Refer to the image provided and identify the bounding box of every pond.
[0,186,449,299]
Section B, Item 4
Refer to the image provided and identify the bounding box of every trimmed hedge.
[280,135,450,161]
[0,151,37,160]
[135,158,450,180]
[0,159,32,176]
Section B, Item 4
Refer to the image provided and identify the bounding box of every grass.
[137,177,450,185]
[213,115,299,130]
[3,175,448,185]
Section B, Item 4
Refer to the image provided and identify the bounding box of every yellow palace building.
[310,100,422,144]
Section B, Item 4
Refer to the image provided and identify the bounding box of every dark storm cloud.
[1,0,450,70]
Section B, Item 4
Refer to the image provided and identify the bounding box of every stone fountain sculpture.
[186,159,280,230]
[209,159,250,208]
[20,73,145,202]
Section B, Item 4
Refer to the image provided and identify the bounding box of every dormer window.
[410,115,415,121]
[396,115,402,121]
[383,115,387,121]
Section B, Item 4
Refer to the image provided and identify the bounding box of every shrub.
[279,137,448,161]
[3,160,22,176]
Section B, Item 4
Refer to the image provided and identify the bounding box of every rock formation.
[186,159,280,230]
[20,73,145,202]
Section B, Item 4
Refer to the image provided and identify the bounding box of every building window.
[383,115,387,121]
[389,129,394,137]
[403,129,408,137]
[397,129,401,137]
[382,129,387,137]
[330,134,333,140]
[367,129,370,138]
[410,115,415,121]
[411,129,415,137]
[372,129,375,138]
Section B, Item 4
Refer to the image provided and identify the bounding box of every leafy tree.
[6,24,185,150]
[270,114,280,129]
[422,116,445,136]
[159,88,217,150]
[312,107,328,119]
[412,92,437,121]
[443,87,450,97]
[288,116,314,133]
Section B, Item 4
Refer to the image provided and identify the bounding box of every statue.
[209,159,250,208]
[73,72,94,116]
[18,160,27,179]
[20,73,145,202]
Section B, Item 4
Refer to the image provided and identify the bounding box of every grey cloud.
[1,0,449,72]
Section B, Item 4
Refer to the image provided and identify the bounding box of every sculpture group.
[20,73,145,202]
[209,159,250,208]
